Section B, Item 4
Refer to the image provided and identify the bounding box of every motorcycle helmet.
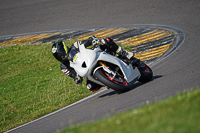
[51,41,69,62]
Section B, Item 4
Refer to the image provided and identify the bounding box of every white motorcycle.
[69,43,153,92]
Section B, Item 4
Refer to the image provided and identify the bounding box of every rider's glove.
[74,76,83,85]
[88,36,99,46]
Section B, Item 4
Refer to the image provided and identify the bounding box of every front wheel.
[94,68,131,92]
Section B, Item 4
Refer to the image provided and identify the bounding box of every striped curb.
[0,25,184,65]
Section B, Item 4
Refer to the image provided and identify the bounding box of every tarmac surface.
[1,0,200,132]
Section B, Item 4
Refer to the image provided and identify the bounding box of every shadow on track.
[98,75,163,98]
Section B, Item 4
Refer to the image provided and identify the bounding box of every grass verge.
[59,88,200,133]
[0,42,95,132]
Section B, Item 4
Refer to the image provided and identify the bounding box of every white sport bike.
[69,43,153,92]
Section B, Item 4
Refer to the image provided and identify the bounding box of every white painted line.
[5,89,108,133]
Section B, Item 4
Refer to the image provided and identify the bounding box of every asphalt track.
[1,0,200,132]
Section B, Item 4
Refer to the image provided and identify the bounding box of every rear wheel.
[136,63,153,83]
[94,68,131,92]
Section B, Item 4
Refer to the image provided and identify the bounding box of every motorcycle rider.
[51,36,134,92]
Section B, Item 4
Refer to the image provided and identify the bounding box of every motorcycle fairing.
[70,43,141,84]
[93,52,141,83]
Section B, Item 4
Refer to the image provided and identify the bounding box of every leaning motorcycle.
[69,42,153,92]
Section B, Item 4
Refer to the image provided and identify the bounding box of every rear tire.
[138,65,153,83]
[94,68,131,92]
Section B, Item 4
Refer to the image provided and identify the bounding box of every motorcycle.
[69,42,153,92]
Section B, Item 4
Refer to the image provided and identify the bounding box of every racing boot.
[86,79,102,92]
[116,46,134,60]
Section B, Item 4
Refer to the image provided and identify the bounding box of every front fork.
[99,61,116,78]
[98,61,119,79]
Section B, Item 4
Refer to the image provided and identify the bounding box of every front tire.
[94,68,131,92]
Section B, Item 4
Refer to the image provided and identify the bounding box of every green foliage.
[0,43,93,132]
[60,89,200,133]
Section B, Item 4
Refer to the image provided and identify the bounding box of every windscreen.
[69,47,79,60]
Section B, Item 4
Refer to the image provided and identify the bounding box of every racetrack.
[1,0,200,132]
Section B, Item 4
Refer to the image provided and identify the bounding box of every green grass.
[0,42,95,132]
[59,89,200,133]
